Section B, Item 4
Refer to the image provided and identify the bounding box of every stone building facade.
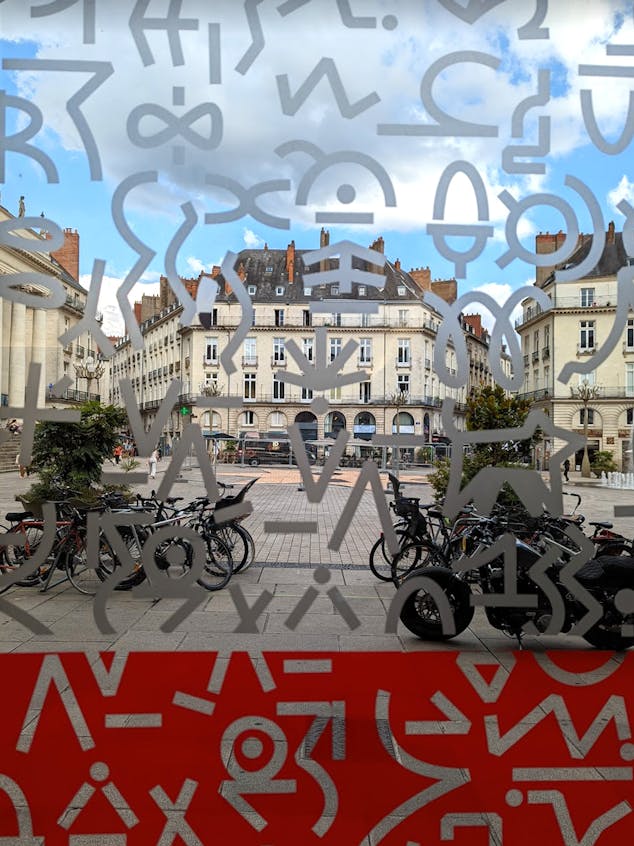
[108,236,500,455]
[0,201,101,411]
[515,223,634,470]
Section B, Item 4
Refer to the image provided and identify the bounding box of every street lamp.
[73,356,104,401]
[570,378,600,478]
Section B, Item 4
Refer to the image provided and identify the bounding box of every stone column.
[32,308,47,406]
[0,299,12,402]
[8,301,26,406]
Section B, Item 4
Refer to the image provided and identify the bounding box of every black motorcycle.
[396,518,634,650]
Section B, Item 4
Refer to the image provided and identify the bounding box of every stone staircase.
[0,435,19,473]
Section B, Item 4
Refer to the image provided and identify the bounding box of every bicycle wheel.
[216,522,252,573]
[2,525,48,587]
[198,534,233,591]
[96,526,147,590]
[64,535,102,596]
[369,530,413,581]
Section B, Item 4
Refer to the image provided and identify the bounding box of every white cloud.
[470,281,532,334]
[86,272,161,337]
[608,175,634,215]
[1,0,631,251]
[243,228,264,249]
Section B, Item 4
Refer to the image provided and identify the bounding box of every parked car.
[236,439,316,466]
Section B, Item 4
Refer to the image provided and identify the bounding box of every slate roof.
[543,230,632,285]
[214,247,427,305]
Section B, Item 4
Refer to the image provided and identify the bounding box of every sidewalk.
[1,461,633,655]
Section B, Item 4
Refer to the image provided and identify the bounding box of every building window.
[303,309,311,327]
[358,285,366,296]
[302,338,314,362]
[248,285,256,295]
[273,376,285,400]
[627,362,634,397]
[628,318,634,349]
[580,287,595,307]
[359,337,372,363]
[211,308,218,326]
[303,287,312,296]
[533,329,539,351]
[251,308,256,327]
[627,408,634,425]
[243,337,257,365]
[243,410,255,426]
[274,309,285,327]
[329,338,342,361]
[275,285,284,295]
[273,337,285,364]
[397,338,410,365]
[397,373,410,394]
[579,321,595,351]
[301,386,313,401]
[361,313,370,327]
[398,309,409,327]
[270,411,285,427]
[205,337,218,363]
[359,381,371,403]
[580,408,595,425]
[329,386,342,401]
[397,285,406,296]
[331,313,342,326]
[244,373,256,400]
[331,285,339,295]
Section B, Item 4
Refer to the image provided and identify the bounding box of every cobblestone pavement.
[0,462,632,657]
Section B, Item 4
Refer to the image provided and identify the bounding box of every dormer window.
[397,285,407,296]
[248,285,256,295]
[303,287,312,296]
[358,286,366,296]
[275,285,284,296]
[331,285,339,295]
[265,266,274,273]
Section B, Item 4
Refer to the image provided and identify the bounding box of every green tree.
[21,400,129,505]
[590,450,617,479]
[428,385,536,504]
[465,384,534,464]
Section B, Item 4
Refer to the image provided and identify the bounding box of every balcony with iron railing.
[515,293,619,328]
[56,388,100,403]
[532,350,540,362]
[542,347,550,360]
[64,295,85,314]
[271,356,287,367]
[396,357,411,369]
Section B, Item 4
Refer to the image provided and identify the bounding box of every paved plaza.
[0,461,632,658]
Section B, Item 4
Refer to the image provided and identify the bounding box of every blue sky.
[1,0,634,334]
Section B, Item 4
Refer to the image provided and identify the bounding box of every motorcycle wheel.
[399,567,474,640]
[582,620,634,651]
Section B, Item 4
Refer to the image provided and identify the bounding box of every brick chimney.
[431,278,457,304]
[319,227,330,272]
[134,301,142,324]
[394,258,401,270]
[286,239,295,282]
[463,313,483,338]
[607,220,615,244]
[49,228,79,280]
[408,266,431,292]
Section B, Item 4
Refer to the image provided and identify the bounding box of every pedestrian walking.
[563,458,570,482]
[15,453,27,478]
[148,448,159,479]
[114,444,123,464]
